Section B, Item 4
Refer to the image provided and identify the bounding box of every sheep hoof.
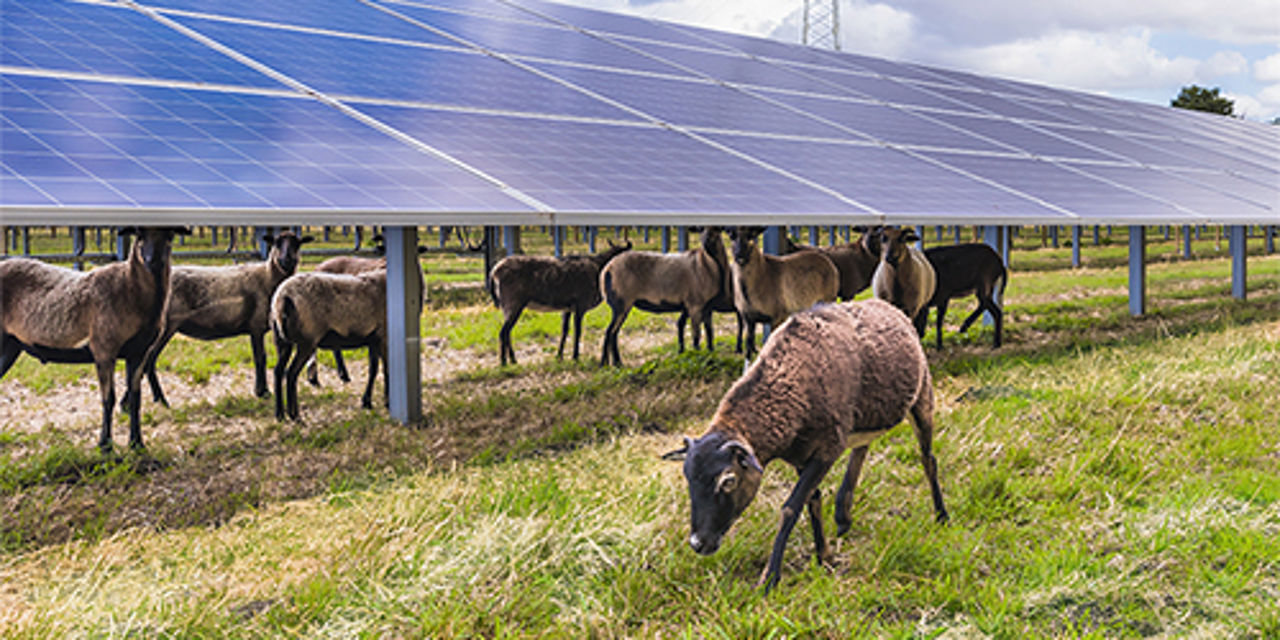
[306,376,320,388]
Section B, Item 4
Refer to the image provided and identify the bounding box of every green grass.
[2,227,1278,637]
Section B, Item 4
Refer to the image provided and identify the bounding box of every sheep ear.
[722,440,763,473]
[300,235,315,245]
[417,245,428,254]
[903,229,919,243]
[117,226,139,237]
[661,436,694,461]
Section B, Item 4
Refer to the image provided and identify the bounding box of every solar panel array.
[3,0,1277,224]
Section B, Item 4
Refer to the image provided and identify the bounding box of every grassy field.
[1,227,1277,637]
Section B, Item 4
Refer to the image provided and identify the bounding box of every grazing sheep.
[922,243,1008,349]
[270,268,390,421]
[663,299,948,592]
[306,238,425,385]
[598,227,729,367]
[1,227,188,452]
[871,226,937,336]
[486,239,631,366]
[140,231,312,407]
[726,226,839,358]
[787,227,882,301]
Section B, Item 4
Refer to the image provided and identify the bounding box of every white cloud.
[1255,51,1280,83]
[1199,51,1248,77]
[840,1,917,59]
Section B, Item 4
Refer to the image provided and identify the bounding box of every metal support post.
[72,226,85,271]
[661,226,671,253]
[503,226,518,256]
[115,228,129,262]
[1049,225,1059,248]
[1182,225,1192,259]
[589,226,598,253]
[1265,226,1274,254]
[982,226,1004,325]
[809,226,819,245]
[954,225,962,245]
[1093,225,1100,246]
[1230,225,1247,300]
[1071,226,1081,268]
[914,225,924,251]
[553,226,564,257]
[385,226,422,425]
[1128,226,1146,316]
[677,226,688,251]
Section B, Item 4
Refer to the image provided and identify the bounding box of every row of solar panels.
[1,0,1277,224]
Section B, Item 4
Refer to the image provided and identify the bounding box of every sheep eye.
[716,472,738,493]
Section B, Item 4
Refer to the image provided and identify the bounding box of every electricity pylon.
[802,0,840,50]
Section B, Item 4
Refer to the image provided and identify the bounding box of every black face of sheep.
[728,226,766,266]
[664,433,764,556]
[120,226,190,276]
[879,227,918,267]
[263,231,314,275]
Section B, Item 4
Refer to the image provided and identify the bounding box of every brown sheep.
[270,269,389,421]
[140,231,312,407]
[487,240,631,366]
[663,299,948,592]
[871,227,937,336]
[598,227,729,367]
[726,226,839,358]
[1,227,188,452]
[787,227,882,301]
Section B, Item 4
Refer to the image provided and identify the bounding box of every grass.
[1,227,1278,637]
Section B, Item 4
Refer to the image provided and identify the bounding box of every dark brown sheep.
[871,227,937,336]
[726,226,839,358]
[922,243,1008,349]
[787,227,882,301]
[141,231,312,407]
[663,299,948,592]
[487,240,631,367]
[598,228,729,367]
[1,227,188,452]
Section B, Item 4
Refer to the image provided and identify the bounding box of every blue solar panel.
[1,0,279,89]
[621,40,831,94]
[924,112,1122,162]
[141,0,461,45]
[759,92,1011,152]
[504,0,735,51]
[356,104,860,214]
[707,133,1067,220]
[530,62,860,140]
[380,0,549,23]
[0,73,531,211]
[1069,164,1274,219]
[170,15,637,122]
[821,52,963,86]
[920,86,1086,126]
[923,151,1188,221]
[774,65,981,111]
[373,2,693,77]
[653,20,866,71]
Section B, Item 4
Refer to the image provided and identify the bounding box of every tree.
[1170,85,1234,116]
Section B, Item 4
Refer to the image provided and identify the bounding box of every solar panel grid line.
[365,0,884,216]
[1051,161,1216,221]
[124,0,553,213]
[145,4,474,57]
[0,63,305,101]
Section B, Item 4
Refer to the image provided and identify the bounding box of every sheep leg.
[733,313,744,354]
[333,349,350,383]
[361,346,378,410]
[124,353,145,450]
[557,311,570,359]
[744,320,757,359]
[806,487,832,566]
[934,299,949,350]
[909,389,949,524]
[285,342,315,421]
[702,308,714,352]
[600,302,630,367]
[250,331,269,399]
[675,309,688,353]
[912,308,929,338]
[571,309,585,361]
[139,327,175,409]
[0,333,21,379]
[499,304,524,366]
[305,354,320,388]
[273,336,294,421]
[95,357,116,453]
[758,457,834,593]
[958,293,1003,348]
[833,445,870,536]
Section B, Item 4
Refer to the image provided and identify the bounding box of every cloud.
[1255,51,1280,82]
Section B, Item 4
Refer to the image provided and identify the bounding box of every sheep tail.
[275,295,301,343]
[485,271,499,308]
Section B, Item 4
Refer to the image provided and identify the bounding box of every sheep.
[1,227,188,452]
[139,231,312,407]
[922,243,1008,349]
[786,227,882,301]
[486,239,631,367]
[270,268,391,421]
[598,227,730,367]
[871,226,937,336]
[726,226,839,359]
[306,237,426,385]
[662,299,948,592]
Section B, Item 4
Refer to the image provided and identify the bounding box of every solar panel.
[774,65,981,112]
[356,104,861,215]
[142,0,465,44]
[2,0,279,89]
[168,14,638,121]
[1069,164,1273,220]
[528,63,861,140]
[1,73,531,212]
[707,133,1070,221]
[923,112,1123,162]
[502,0,735,51]
[620,39,840,94]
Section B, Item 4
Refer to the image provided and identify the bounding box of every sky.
[552,0,1280,123]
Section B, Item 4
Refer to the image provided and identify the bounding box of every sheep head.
[264,231,314,276]
[728,226,766,266]
[663,432,764,556]
[878,226,918,268]
[119,226,189,276]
